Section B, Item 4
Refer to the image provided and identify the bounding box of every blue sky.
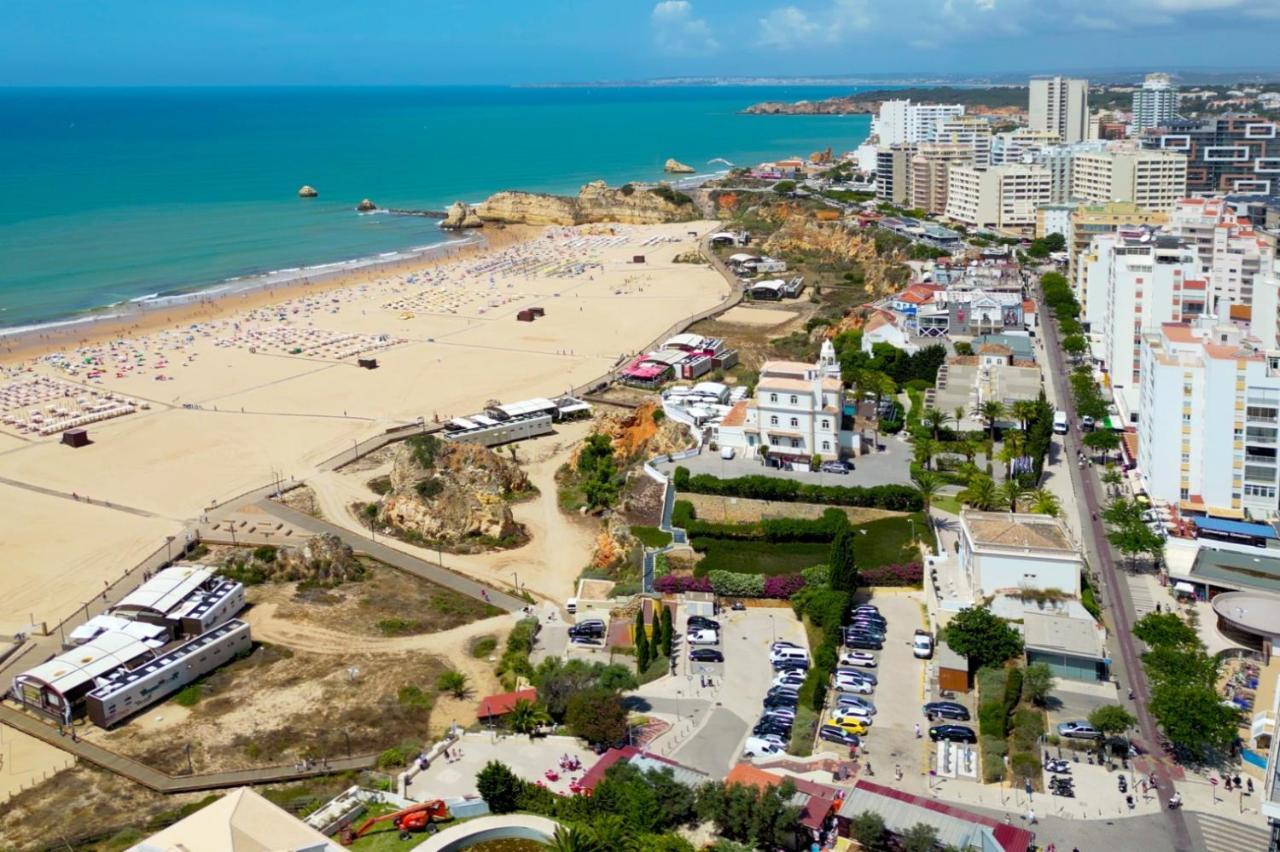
[3,0,1280,85]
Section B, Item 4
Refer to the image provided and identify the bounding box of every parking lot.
[816,591,930,777]
[653,442,912,488]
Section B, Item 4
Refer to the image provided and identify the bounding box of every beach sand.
[0,221,729,629]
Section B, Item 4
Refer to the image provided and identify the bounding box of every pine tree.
[659,605,674,657]
[635,607,650,672]
[829,528,858,592]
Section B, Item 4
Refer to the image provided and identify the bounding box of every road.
[1035,275,1193,851]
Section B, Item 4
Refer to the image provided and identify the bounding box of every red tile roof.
[578,746,686,792]
[476,688,537,718]
[849,780,1033,852]
[725,763,842,830]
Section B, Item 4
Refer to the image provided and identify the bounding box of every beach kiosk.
[61,428,90,448]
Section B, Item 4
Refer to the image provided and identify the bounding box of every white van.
[769,647,809,665]
[720,446,736,460]
[742,737,783,757]
[688,629,720,646]
[1052,410,1068,434]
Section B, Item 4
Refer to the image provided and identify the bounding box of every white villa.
[715,341,859,465]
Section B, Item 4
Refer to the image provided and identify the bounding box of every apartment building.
[910,142,975,215]
[1169,197,1276,312]
[937,115,993,168]
[1067,201,1169,300]
[874,100,965,146]
[1132,73,1180,132]
[1139,319,1280,518]
[992,128,1060,166]
[1070,148,1188,212]
[944,164,1052,235]
[1035,203,1079,241]
[1082,229,1203,410]
[1142,115,1280,195]
[1030,76,1089,144]
[1032,141,1110,202]
[876,145,914,206]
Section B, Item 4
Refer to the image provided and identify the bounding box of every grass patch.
[851,513,926,570]
[932,495,962,516]
[631,525,673,548]
[348,801,451,852]
[787,705,818,757]
[692,540,830,576]
[469,635,498,658]
[174,685,202,708]
[637,654,671,686]
[1080,572,1101,621]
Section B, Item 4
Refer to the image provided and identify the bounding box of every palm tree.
[507,699,552,735]
[1000,479,1025,513]
[912,471,941,517]
[436,669,470,698]
[961,436,980,464]
[1028,488,1061,516]
[953,406,967,432]
[959,473,1000,510]
[979,400,1006,440]
[997,442,1021,481]
[1011,399,1038,431]
[913,436,938,471]
[923,406,946,439]
[548,825,602,852]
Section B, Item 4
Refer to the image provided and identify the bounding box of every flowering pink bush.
[654,575,713,593]
[762,574,807,598]
[859,563,923,587]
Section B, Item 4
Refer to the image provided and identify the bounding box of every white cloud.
[758,1,872,48]
[757,6,822,48]
[651,1,720,54]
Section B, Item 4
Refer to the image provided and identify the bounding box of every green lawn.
[932,495,962,516]
[844,513,927,569]
[690,512,924,576]
[631,525,673,548]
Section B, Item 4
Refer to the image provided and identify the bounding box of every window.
[770,393,777,402]
[790,438,800,448]
[1180,488,1190,500]
[823,441,831,450]
[770,416,778,425]
[790,417,799,428]
[1181,453,1190,463]
[821,420,829,429]
[790,395,798,404]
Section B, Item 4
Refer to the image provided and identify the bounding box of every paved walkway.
[261,501,526,611]
[0,705,376,792]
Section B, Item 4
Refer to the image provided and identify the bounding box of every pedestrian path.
[1126,573,1159,619]
[1187,811,1270,852]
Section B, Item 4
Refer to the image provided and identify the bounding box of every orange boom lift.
[340,799,451,844]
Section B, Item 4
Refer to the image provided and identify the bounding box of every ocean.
[0,86,872,331]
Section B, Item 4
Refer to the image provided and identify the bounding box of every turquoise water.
[0,86,872,330]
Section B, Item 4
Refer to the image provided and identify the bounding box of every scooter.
[1046,759,1071,774]
[1118,776,1128,794]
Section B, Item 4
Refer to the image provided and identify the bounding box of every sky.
[3,0,1280,86]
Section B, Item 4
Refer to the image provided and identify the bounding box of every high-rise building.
[1081,228,1203,407]
[1132,73,1180,132]
[876,145,914,205]
[1032,141,1110,202]
[944,164,1052,235]
[1067,201,1169,303]
[1069,148,1188,212]
[1030,76,1090,144]
[1139,319,1280,517]
[992,129,1060,166]
[874,100,965,146]
[1169,197,1276,313]
[936,115,993,168]
[910,143,975,215]
[1142,115,1280,195]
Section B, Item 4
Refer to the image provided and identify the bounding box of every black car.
[846,623,886,637]
[923,701,970,721]
[767,685,800,699]
[844,635,883,651]
[689,649,724,663]
[754,723,792,738]
[687,616,721,631]
[929,724,978,744]
[850,618,887,632]
[568,619,605,637]
[763,694,798,710]
[773,658,811,671]
[818,725,862,747]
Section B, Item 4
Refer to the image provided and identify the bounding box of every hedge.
[708,570,765,597]
[654,575,712,594]
[682,508,850,543]
[680,472,922,511]
[980,736,1008,783]
[672,498,695,528]
[654,570,807,599]
[858,563,923,587]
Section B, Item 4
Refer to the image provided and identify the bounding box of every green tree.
[1021,661,1055,706]
[507,699,552,734]
[1088,704,1136,738]
[901,822,942,852]
[913,435,938,471]
[959,473,1000,510]
[943,606,1024,671]
[1028,488,1061,516]
[566,687,629,746]
[578,433,621,510]
[1011,399,1039,431]
[1101,467,1123,497]
[829,527,859,592]
[476,760,523,813]
[848,811,889,852]
[1062,333,1089,359]
[979,400,1006,439]
[772,179,797,194]
[548,825,602,852]
[999,478,1025,513]
[923,406,946,439]
[659,605,674,657]
[953,405,968,431]
[1132,611,1201,650]
[436,669,470,698]
[1107,522,1165,571]
[1083,429,1121,463]
[912,471,940,517]
[1149,682,1240,755]
[635,608,650,672]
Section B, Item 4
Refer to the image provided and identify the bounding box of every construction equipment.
[340,800,451,844]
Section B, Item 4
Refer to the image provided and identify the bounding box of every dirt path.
[244,602,512,657]
[304,422,598,605]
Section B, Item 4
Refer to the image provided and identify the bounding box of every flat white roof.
[495,397,557,417]
[665,333,706,349]
[20,630,154,695]
[69,615,167,645]
[113,564,213,617]
[692,381,728,396]
[450,417,479,429]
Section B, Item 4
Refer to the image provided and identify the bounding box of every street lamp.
[769,614,776,643]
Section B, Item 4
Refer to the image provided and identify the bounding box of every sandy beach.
[0,220,729,635]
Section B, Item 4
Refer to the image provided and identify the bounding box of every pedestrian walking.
[914,722,922,739]
[1027,808,1037,825]
[895,763,903,781]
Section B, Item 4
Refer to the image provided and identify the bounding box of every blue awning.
[1193,516,1279,540]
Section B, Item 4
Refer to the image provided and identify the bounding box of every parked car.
[1081,415,1096,431]
[762,708,797,722]
[743,737,783,757]
[755,733,787,747]
[763,694,799,710]
[913,631,935,660]
[839,650,877,668]
[852,604,880,615]
[820,460,852,474]
[770,640,802,651]
[689,648,724,663]
[830,704,873,721]
[833,678,874,695]
[929,724,978,744]
[835,668,877,685]
[689,616,721,630]
[844,635,883,651]
[689,629,720,646]
[819,725,862,747]
[767,686,800,700]
[773,671,806,688]
[835,695,875,714]
[773,657,811,672]
[720,446,736,460]
[1057,721,1102,740]
[754,719,792,735]
[923,701,970,721]
[825,717,869,736]
[568,619,605,638]
[770,647,810,665]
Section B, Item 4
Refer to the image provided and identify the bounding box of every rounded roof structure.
[1211,591,1280,640]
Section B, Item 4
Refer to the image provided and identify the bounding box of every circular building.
[1211,591,1280,657]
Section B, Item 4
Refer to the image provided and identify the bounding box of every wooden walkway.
[0,705,376,792]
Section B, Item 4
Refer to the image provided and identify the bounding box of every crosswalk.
[1188,811,1272,852]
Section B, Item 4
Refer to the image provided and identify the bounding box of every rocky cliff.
[440,201,483,230]
[476,181,698,226]
[377,436,531,550]
[664,158,696,174]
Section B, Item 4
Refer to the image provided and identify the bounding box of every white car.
[829,708,873,726]
[913,632,935,660]
[689,629,720,646]
[743,737,783,757]
[839,650,877,668]
[833,678,874,695]
[720,446,736,460]
[773,672,806,688]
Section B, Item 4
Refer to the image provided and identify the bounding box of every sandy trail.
[303,421,598,604]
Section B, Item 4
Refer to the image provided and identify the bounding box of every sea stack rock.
[664,158,696,174]
[356,198,377,212]
[441,201,483,230]
[297,185,318,198]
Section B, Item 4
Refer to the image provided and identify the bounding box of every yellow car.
[825,717,868,736]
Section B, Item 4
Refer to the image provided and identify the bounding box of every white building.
[992,128,1060,166]
[874,100,965,146]
[1030,76,1090,144]
[1031,141,1110,203]
[958,511,1084,598]
[1169,197,1276,314]
[937,115,993,168]
[714,341,852,463]
[1070,148,1187,212]
[861,309,918,354]
[1139,319,1280,518]
[129,787,345,852]
[944,164,1052,235]
[1132,72,1180,132]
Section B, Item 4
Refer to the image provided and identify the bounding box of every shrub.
[252,545,277,563]
[470,636,498,658]
[407,434,441,469]
[174,685,201,707]
[673,467,691,491]
[680,473,923,511]
[762,574,807,598]
[1010,752,1041,782]
[1011,707,1045,751]
[654,574,713,594]
[858,563,923,587]
[415,477,445,499]
[707,570,765,597]
[802,564,830,586]
[1003,667,1024,716]
[980,736,1008,782]
[978,702,1007,739]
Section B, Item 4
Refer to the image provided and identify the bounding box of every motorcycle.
[1118,776,1128,794]
[1046,759,1071,774]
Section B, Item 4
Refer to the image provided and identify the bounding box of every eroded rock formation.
[664,158,696,174]
[440,201,484,230]
[475,181,699,226]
